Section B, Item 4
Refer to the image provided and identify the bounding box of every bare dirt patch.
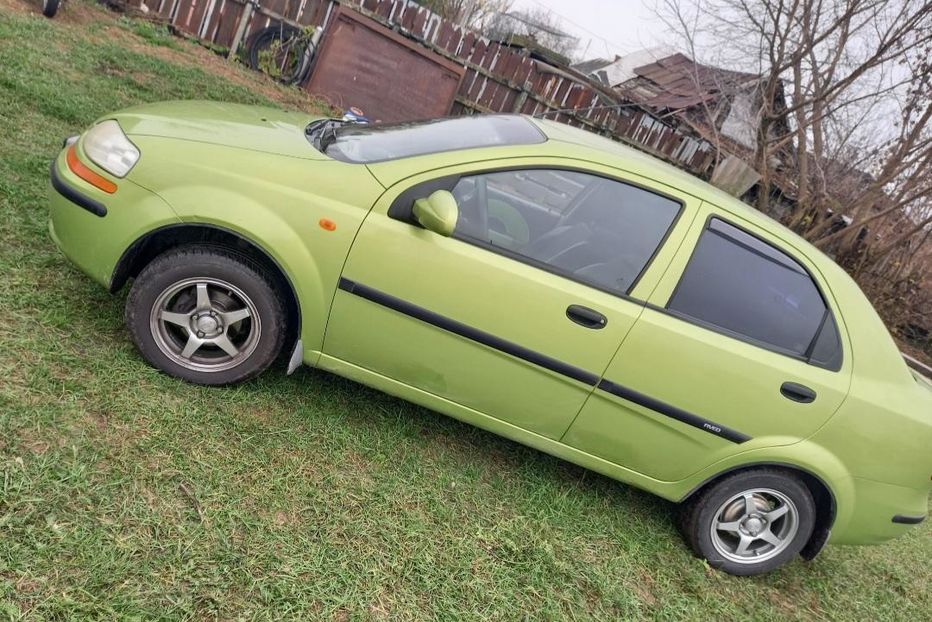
[0,0,37,15]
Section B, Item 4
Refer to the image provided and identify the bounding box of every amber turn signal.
[319,218,337,231]
[66,145,117,194]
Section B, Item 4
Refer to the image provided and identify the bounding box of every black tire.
[126,246,286,386]
[680,469,815,576]
[246,24,315,85]
[42,0,61,17]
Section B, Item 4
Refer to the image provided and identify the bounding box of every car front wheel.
[126,246,286,386]
[680,469,816,576]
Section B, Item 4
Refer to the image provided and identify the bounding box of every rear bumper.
[831,476,930,545]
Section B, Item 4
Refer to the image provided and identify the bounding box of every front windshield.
[312,115,547,164]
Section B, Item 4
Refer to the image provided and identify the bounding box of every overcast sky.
[508,0,673,61]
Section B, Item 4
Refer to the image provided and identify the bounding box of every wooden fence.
[350,0,717,176]
[135,0,721,179]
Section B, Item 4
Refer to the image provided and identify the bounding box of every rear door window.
[667,218,842,369]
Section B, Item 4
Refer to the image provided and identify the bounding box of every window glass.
[323,115,546,163]
[809,312,842,369]
[449,169,681,294]
[668,218,840,364]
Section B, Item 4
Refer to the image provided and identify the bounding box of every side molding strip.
[49,160,108,217]
[338,278,600,386]
[597,379,752,444]
[339,278,752,444]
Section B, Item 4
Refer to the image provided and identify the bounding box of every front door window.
[447,169,682,295]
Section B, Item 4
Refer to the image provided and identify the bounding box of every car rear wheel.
[680,469,815,576]
[126,246,286,385]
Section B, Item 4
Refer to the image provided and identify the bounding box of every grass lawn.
[0,1,929,619]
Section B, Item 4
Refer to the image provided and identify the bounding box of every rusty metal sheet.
[304,6,465,121]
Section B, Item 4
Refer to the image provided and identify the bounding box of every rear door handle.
[780,382,816,403]
[566,304,607,329]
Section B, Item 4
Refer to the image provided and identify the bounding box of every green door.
[323,159,696,439]
[562,209,853,481]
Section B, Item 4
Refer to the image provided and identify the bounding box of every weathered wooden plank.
[399,2,417,31]
[435,21,456,51]
[455,29,474,57]
[410,4,428,35]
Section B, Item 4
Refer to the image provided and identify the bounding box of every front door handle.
[780,382,816,403]
[566,304,607,329]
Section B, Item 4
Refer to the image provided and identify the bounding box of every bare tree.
[659,0,932,355]
[485,7,580,59]
[413,0,513,30]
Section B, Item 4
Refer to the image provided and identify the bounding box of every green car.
[49,101,930,575]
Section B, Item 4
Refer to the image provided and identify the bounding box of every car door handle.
[780,382,816,403]
[566,305,607,329]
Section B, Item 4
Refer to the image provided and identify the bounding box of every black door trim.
[339,278,753,444]
[597,379,752,444]
[338,278,601,386]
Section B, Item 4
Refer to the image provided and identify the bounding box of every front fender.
[149,184,369,360]
[123,137,386,358]
[49,149,182,288]
[174,192,327,355]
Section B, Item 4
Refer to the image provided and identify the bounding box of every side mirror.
[412,190,458,237]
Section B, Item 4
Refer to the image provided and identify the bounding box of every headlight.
[82,120,140,178]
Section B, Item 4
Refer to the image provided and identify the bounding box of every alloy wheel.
[709,487,799,564]
[149,277,261,372]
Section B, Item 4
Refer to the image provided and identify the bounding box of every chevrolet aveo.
[49,101,931,575]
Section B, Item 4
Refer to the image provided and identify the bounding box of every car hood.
[103,100,330,160]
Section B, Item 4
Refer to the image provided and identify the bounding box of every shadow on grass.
[266,363,676,527]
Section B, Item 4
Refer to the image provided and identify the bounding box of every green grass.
[0,2,930,619]
[117,16,182,50]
